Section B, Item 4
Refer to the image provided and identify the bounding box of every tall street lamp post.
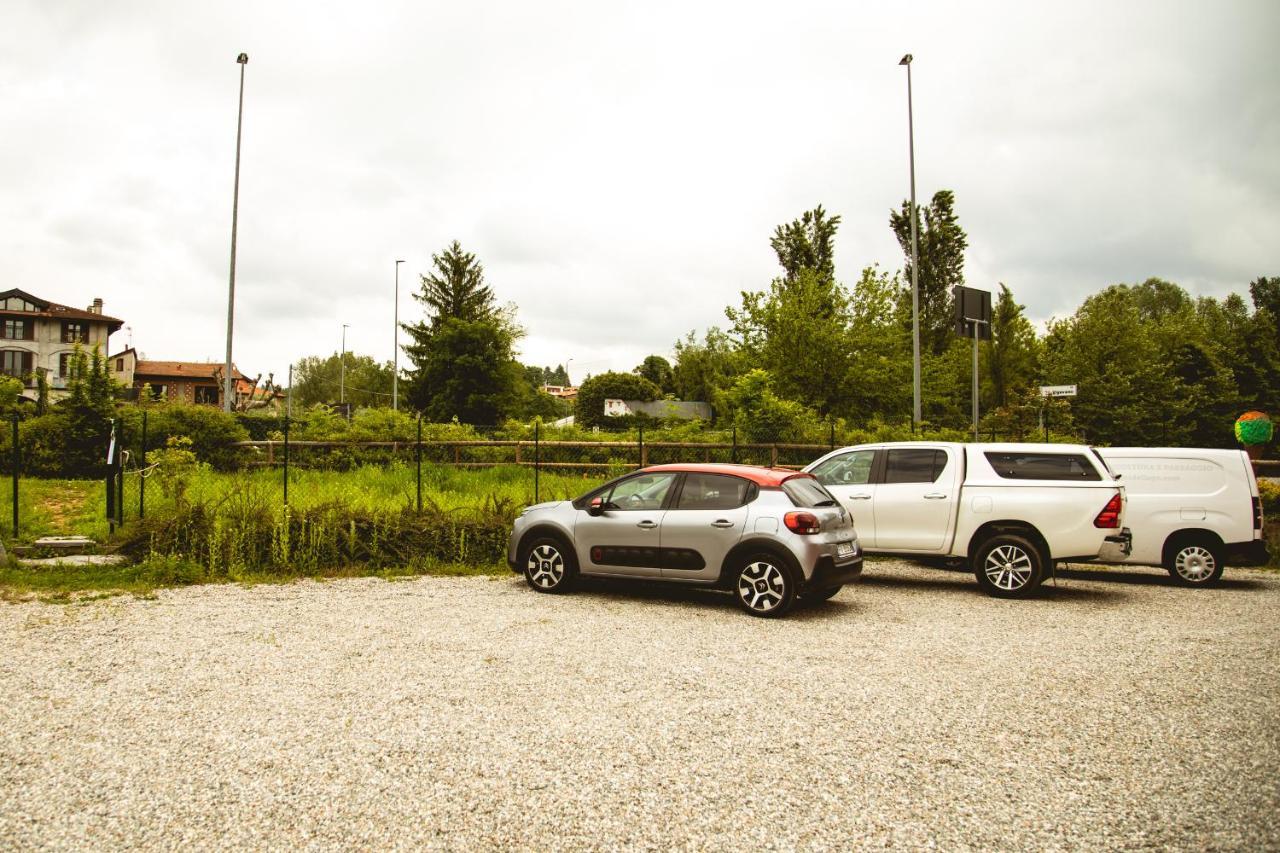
[393,259,404,410]
[900,53,921,428]
[224,52,249,413]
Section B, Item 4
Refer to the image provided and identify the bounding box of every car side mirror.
[587,496,605,517]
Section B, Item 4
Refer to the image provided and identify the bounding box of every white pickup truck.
[803,442,1130,598]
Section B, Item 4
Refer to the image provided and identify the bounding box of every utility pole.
[900,53,922,428]
[224,52,249,413]
[393,259,404,410]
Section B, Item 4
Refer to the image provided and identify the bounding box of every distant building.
[110,348,254,408]
[0,288,123,402]
[542,384,579,400]
[604,398,712,420]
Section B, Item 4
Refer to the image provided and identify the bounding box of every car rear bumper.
[806,555,863,590]
[1226,539,1271,567]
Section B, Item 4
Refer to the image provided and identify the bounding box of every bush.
[120,495,515,576]
[120,404,249,470]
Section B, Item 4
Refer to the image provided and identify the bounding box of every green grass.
[0,463,612,545]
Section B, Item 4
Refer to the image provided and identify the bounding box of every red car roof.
[640,463,813,488]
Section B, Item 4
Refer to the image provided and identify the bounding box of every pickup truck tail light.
[1093,493,1123,529]
[784,511,821,535]
[1253,497,1264,531]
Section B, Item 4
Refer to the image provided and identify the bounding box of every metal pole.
[283,415,289,506]
[393,259,404,411]
[415,414,422,512]
[117,418,125,525]
[11,413,18,538]
[340,324,348,406]
[224,53,249,413]
[139,411,147,519]
[534,421,540,503]
[638,424,644,470]
[731,426,737,464]
[972,326,979,441]
[901,54,921,428]
[287,364,293,419]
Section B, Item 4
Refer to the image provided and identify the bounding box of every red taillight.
[784,511,821,535]
[1093,493,1122,529]
[1253,497,1263,531]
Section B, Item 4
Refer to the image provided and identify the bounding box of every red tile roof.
[134,361,250,381]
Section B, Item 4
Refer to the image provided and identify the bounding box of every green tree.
[411,318,523,424]
[291,352,394,408]
[983,284,1040,411]
[634,355,674,394]
[412,240,497,324]
[574,371,661,429]
[770,205,840,283]
[890,189,969,355]
[671,328,741,407]
[402,241,524,423]
[719,369,814,443]
[844,265,912,422]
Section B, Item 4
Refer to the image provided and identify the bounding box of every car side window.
[882,448,947,484]
[674,473,753,510]
[810,450,875,486]
[603,473,676,510]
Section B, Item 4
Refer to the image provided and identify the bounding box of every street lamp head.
[237,53,249,64]
[899,54,912,65]
[395,259,405,265]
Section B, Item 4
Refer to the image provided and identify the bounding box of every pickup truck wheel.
[1165,538,1224,587]
[974,535,1045,598]
[733,554,797,618]
[521,536,578,594]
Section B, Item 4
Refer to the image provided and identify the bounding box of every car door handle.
[711,520,735,528]
[923,493,947,500]
[636,520,658,529]
[849,493,872,500]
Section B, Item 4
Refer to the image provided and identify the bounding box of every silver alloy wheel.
[737,560,786,613]
[527,544,565,589]
[1174,545,1216,583]
[984,544,1034,591]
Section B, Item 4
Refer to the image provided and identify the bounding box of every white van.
[1095,448,1269,586]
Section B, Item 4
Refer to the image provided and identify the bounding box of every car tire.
[805,585,843,602]
[732,553,797,618]
[521,535,578,594]
[1164,537,1224,587]
[973,534,1045,599]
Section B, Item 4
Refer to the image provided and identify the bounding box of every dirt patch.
[41,486,89,533]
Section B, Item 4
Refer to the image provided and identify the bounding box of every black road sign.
[953,286,992,340]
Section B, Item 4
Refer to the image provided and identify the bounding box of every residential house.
[110,348,254,408]
[0,288,123,402]
[541,384,579,400]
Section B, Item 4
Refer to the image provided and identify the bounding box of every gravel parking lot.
[2,560,1278,850]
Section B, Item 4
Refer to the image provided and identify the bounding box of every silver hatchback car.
[507,463,863,617]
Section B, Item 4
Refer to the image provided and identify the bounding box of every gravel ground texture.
[2,560,1279,851]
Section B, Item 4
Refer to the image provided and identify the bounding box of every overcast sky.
[3,1,1277,389]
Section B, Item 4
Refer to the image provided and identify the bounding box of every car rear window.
[984,452,1102,481]
[781,477,839,507]
[675,473,754,510]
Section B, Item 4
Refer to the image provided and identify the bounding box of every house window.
[116,358,124,371]
[194,386,220,405]
[148,384,168,401]
[3,297,37,312]
[62,322,86,343]
[59,352,79,378]
[0,350,33,380]
[2,319,30,340]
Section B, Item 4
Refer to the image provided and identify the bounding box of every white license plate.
[836,542,855,558]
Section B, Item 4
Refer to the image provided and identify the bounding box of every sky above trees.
[2,0,1276,385]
